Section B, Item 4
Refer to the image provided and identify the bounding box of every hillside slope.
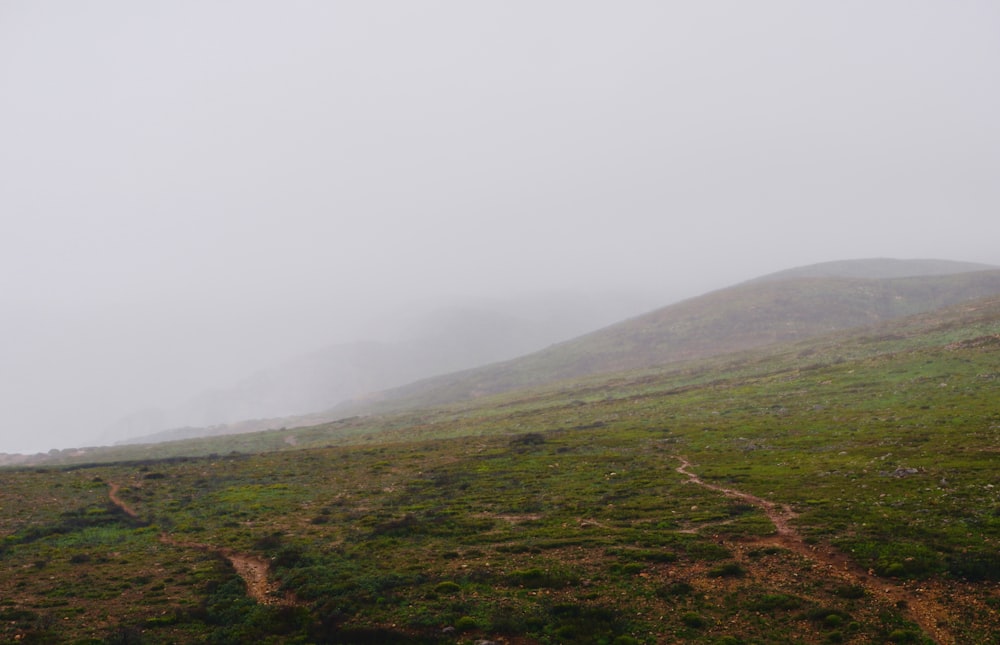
[93,259,1000,449]
[105,292,657,445]
[6,292,1000,643]
[343,265,1000,413]
[15,285,1000,467]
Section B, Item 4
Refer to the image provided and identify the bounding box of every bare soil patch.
[107,482,139,518]
[157,534,296,606]
[674,456,956,645]
[107,482,296,606]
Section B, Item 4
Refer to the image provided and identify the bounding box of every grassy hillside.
[81,260,1000,451]
[89,259,1000,451]
[106,296,656,447]
[2,294,999,643]
[341,268,1000,415]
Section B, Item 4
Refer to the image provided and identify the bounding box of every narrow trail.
[108,482,139,519]
[673,456,955,645]
[107,482,296,606]
[157,534,295,606]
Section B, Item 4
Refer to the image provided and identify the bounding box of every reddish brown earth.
[107,482,296,606]
[674,456,955,645]
[107,482,139,518]
[108,463,978,641]
[156,534,295,606]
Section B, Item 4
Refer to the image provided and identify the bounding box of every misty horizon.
[2,3,999,453]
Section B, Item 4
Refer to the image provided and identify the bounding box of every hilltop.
[746,257,995,283]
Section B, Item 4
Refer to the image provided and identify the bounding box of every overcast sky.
[2,2,999,453]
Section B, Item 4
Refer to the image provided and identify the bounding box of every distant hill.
[108,291,658,445]
[104,258,1000,448]
[17,276,1000,468]
[341,260,1000,414]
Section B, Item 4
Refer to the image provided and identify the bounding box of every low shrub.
[707,562,745,578]
[509,566,577,589]
[682,612,707,628]
[831,584,865,599]
[746,593,803,611]
[454,615,477,631]
[655,581,694,599]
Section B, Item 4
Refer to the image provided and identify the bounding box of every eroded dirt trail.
[108,482,139,518]
[157,534,293,606]
[107,482,295,606]
[673,456,955,645]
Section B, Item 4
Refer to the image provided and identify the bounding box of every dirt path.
[108,482,139,518]
[107,482,295,606]
[673,456,955,645]
[157,534,294,606]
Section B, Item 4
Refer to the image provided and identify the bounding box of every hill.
[340,262,1000,414]
[3,290,1000,643]
[105,291,657,446]
[88,259,1000,449]
[17,273,1000,467]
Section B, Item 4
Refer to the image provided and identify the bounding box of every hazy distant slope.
[106,292,658,445]
[345,263,1000,412]
[748,258,995,283]
[104,259,1000,448]
[21,286,1000,467]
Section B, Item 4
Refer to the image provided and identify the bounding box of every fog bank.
[2,2,998,453]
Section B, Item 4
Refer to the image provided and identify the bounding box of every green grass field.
[2,297,999,643]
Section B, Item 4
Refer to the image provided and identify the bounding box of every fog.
[2,2,999,454]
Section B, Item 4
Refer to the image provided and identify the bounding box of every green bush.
[803,608,852,625]
[682,612,707,628]
[509,566,577,589]
[887,628,920,643]
[715,637,742,645]
[655,581,693,599]
[610,562,645,575]
[546,604,625,643]
[612,636,639,645]
[747,593,803,611]
[824,613,844,628]
[454,615,477,631]
[831,584,865,599]
[707,562,744,578]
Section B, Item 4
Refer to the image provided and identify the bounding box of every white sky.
[2,2,999,453]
